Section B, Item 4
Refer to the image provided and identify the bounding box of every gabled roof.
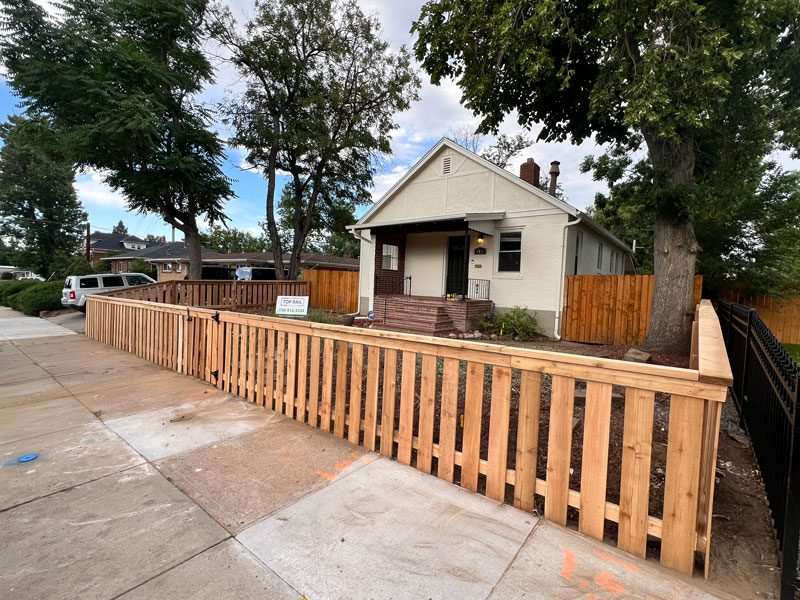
[353,137,631,252]
[100,241,199,260]
[90,232,149,251]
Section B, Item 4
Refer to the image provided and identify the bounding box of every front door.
[446,235,469,296]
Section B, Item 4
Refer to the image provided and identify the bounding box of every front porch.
[373,294,492,335]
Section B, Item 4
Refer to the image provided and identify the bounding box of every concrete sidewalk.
[0,308,733,599]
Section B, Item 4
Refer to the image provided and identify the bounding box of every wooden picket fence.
[300,268,359,313]
[562,274,704,345]
[720,291,800,345]
[85,292,731,578]
[106,280,309,311]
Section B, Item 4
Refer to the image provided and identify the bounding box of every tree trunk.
[642,133,700,354]
[645,215,699,353]
[184,226,203,280]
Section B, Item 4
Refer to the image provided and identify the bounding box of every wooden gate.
[562,274,703,345]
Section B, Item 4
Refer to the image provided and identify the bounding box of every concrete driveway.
[0,307,733,599]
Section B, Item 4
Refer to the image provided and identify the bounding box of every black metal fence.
[718,301,800,599]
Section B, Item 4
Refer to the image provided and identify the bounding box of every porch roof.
[349,211,505,232]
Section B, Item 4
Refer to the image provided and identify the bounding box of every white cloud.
[74,171,127,209]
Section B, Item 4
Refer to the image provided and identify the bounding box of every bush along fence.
[718,301,800,599]
[562,274,703,345]
[105,280,309,311]
[85,294,732,578]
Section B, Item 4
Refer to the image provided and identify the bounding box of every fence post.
[781,382,800,599]
[232,280,239,311]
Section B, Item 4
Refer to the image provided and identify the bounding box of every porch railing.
[86,294,732,579]
[467,278,490,300]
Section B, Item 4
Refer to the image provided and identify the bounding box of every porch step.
[374,299,455,335]
[374,295,492,335]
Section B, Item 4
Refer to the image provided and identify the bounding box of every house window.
[597,243,604,270]
[498,231,522,272]
[574,231,583,275]
[163,263,172,272]
[442,156,451,175]
[176,262,182,273]
[611,251,618,274]
[381,244,399,270]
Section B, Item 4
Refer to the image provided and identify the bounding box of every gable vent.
[442,156,451,175]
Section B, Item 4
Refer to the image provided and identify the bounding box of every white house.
[349,138,633,337]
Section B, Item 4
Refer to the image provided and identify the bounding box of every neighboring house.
[349,138,633,337]
[88,231,154,262]
[0,265,43,280]
[103,245,358,281]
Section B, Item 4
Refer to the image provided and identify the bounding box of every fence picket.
[84,295,733,579]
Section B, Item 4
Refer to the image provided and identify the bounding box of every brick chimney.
[519,158,540,187]
[548,161,561,196]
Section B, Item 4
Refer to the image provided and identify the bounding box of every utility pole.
[85,222,91,262]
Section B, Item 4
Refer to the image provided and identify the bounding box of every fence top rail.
[696,300,734,386]
[87,294,731,401]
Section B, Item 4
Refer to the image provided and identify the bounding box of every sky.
[3,0,797,243]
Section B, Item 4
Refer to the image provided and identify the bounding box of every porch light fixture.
[477,234,485,245]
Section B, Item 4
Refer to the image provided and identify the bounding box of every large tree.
[200,225,269,254]
[0,116,86,279]
[211,0,419,280]
[111,220,128,235]
[0,0,232,279]
[413,0,800,352]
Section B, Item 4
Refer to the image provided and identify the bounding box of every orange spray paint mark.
[560,547,577,581]
[593,549,639,573]
[316,451,363,481]
[594,570,626,595]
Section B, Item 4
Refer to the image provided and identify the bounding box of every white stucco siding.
[481,213,569,314]
[365,147,557,226]
[404,232,447,297]
[358,232,375,312]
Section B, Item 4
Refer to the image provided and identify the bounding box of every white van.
[61,272,155,312]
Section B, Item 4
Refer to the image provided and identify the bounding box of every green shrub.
[61,256,96,277]
[0,280,39,306]
[496,307,539,341]
[129,258,157,279]
[10,281,65,315]
[471,313,498,336]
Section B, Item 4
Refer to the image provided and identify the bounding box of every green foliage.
[200,225,269,254]
[496,308,539,341]
[413,0,800,351]
[784,344,800,365]
[10,281,63,315]
[129,259,156,279]
[0,279,38,305]
[212,0,419,279]
[0,116,86,279]
[472,308,539,341]
[111,220,128,235]
[61,256,96,277]
[0,0,233,279]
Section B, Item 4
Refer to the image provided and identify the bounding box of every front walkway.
[0,307,733,599]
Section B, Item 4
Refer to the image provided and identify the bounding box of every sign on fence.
[275,295,309,316]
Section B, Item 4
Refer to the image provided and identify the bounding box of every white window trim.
[597,243,604,271]
[381,244,399,271]
[495,228,524,278]
[163,262,172,272]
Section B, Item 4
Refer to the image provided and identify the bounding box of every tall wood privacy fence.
[106,280,309,311]
[720,291,800,345]
[300,268,359,313]
[562,274,704,345]
[85,295,731,578]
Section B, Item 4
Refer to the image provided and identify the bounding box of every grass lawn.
[784,343,800,364]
